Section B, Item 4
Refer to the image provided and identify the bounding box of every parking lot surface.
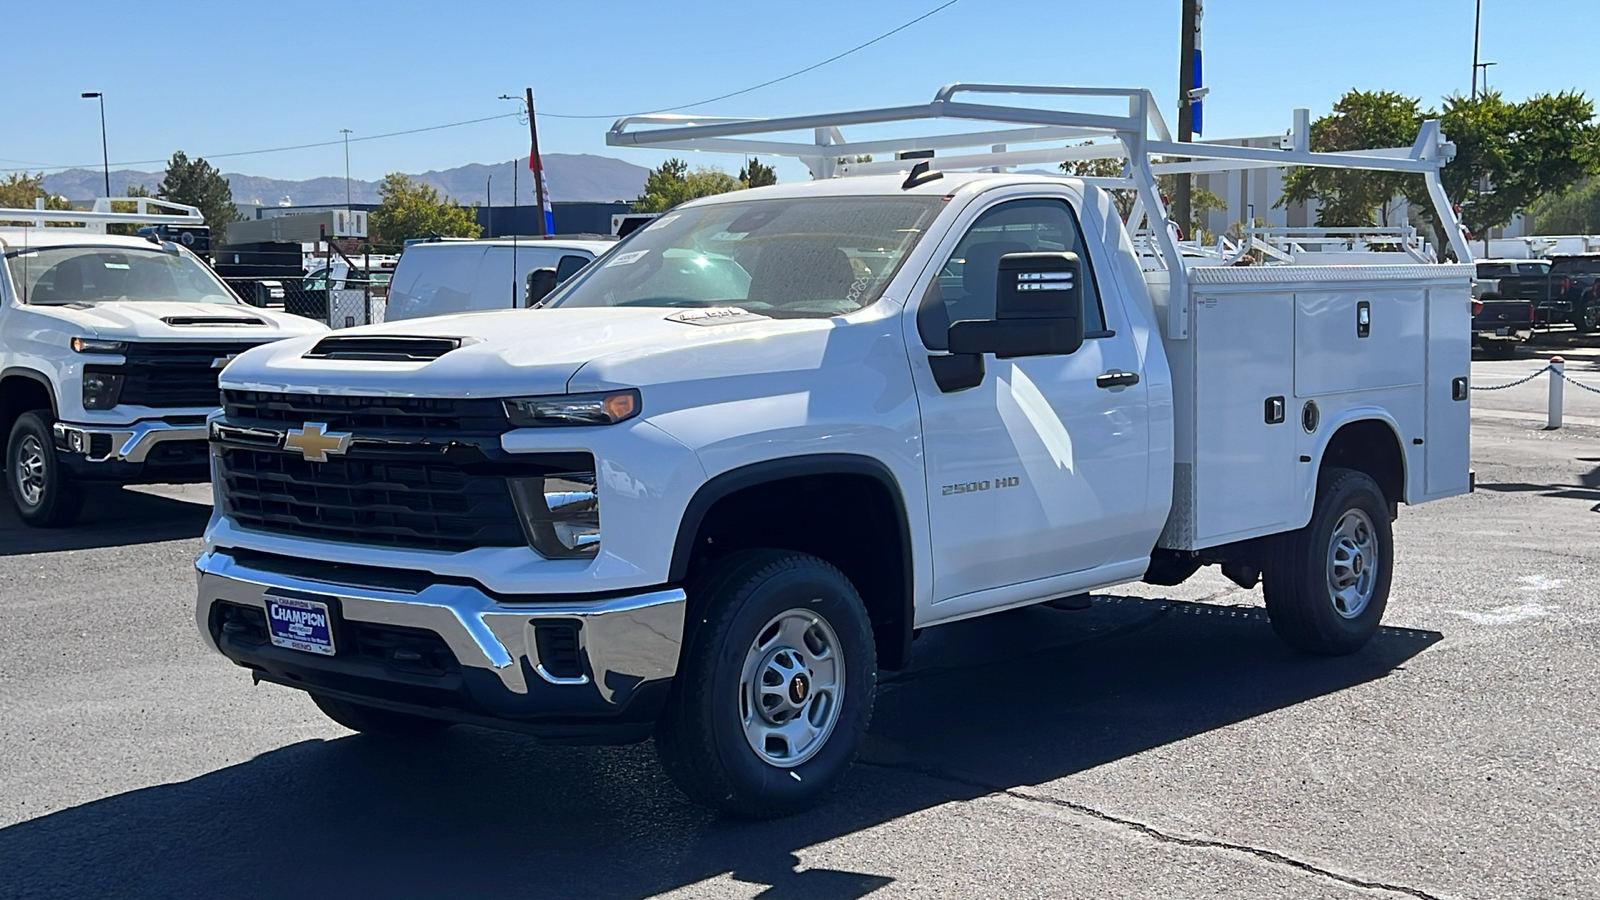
[1,356,1597,899]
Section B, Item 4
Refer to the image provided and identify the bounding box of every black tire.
[1577,302,1598,334]
[6,411,84,527]
[655,549,876,818]
[310,693,453,738]
[1263,468,1393,656]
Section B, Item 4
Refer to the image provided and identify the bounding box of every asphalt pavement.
[1,360,1597,899]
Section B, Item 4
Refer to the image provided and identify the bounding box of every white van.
[384,238,612,321]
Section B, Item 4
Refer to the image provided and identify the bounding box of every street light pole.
[1475,61,1497,96]
[1471,0,1482,98]
[80,92,109,197]
[486,175,493,237]
[340,129,353,207]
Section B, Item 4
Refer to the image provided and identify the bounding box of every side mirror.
[525,267,559,307]
[947,252,1085,358]
[555,254,591,284]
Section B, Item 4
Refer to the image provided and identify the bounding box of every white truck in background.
[195,85,1474,817]
[0,199,325,525]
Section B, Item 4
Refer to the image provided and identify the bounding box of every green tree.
[1529,178,1600,234]
[1281,90,1424,226]
[738,157,777,188]
[107,184,154,235]
[0,173,75,211]
[157,151,239,242]
[634,158,741,212]
[1283,88,1599,257]
[369,173,481,246]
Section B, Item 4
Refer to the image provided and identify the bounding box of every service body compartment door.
[1423,286,1472,498]
[1192,292,1297,544]
[1294,290,1425,396]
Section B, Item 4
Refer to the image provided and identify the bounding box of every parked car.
[384,238,612,321]
[193,85,1472,817]
[1471,296,1536,355]
[0,200,325,526]
[1545,255,1600,333]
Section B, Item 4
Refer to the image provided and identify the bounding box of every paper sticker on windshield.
[605,250,649,267]
[709,232,748,242]
[103,262,130,270]
[667,307,768,326]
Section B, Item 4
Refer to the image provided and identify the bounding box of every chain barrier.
[1559,370,1600,395]
[1470,365,1553,391]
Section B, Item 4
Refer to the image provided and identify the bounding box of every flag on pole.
[526,89,554,237]
[1191,2,1204,135]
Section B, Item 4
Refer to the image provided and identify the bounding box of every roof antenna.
[902,160,943,190]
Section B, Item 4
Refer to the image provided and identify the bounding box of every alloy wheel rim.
[14,435,48,508]
[738,608,845,768]
[1326,508,1378,619]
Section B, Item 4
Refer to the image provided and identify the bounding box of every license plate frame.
[1495,327,1510,336]
[264,594,338,656]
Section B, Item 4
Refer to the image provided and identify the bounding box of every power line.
[5,0,962,174]
[1,112,524,174]
[540,0,964,119]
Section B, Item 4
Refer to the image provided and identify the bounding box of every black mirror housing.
[947,251,1085,357]
[525,267,559,307]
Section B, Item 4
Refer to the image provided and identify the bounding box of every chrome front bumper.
[54,420,208,463]
[195,550,686,707]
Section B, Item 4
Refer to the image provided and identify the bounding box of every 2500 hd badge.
[942,475,1023,496]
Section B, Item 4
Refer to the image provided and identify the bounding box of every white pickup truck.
[0,199,325,525]
[195,86,1475,817]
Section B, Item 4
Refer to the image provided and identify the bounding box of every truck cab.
[1,200,326,525]
[194,85,1473,817]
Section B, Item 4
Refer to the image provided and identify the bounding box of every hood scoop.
[303,335,470,362]
[163,315,267,326]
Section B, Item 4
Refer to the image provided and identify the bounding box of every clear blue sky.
[5,0,1597,195]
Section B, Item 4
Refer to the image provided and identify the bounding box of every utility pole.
[1173,0,1199,237]
[81,92,109,197]
[486,175,493,237]
[1471,0,1482,98]
[340,129,353,207]
[527,88,550,237]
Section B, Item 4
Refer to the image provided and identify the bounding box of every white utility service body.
[194,85,1473,816]
[0,199,326,525]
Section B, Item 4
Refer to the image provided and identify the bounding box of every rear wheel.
[1577,302,1598,334]
[1264,468,1393,655]
[6,411,84,527]
[655,549,876,818]
[310,693,453,738]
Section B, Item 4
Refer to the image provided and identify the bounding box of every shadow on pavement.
[0,596,1440,900]
[0,485,209,556]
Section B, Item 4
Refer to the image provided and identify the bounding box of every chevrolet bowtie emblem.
[211,354,239,369]
[283,422,352,462]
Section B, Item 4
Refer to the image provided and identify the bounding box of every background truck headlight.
[509,471,601,558]
[81,371,125,410]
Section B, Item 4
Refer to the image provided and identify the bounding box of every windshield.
[1551,257,1600,276]
[5,245,237,305]
[547,195,945,318]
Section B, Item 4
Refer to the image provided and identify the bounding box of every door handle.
[1096,370,1141,389]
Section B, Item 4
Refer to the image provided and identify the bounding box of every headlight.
[71,337,127,354]
[509,471,601,558]
[81,371,125,410]
[504,390,640,427]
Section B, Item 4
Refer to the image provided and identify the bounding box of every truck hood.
[26,301,325,341]
[220,306,829,398]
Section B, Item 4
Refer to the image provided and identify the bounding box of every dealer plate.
[265,595,336,656]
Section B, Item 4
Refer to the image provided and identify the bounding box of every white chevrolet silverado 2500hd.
[196,86,1475,816]
[0,200,326,525]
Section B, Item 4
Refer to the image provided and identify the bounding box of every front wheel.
[655,550,876,818]
[7,411,84,527]
[1263,468,1393,655]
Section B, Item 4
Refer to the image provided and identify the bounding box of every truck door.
[909,195,1151,603]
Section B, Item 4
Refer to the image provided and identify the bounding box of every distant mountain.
[41,153,650,210]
